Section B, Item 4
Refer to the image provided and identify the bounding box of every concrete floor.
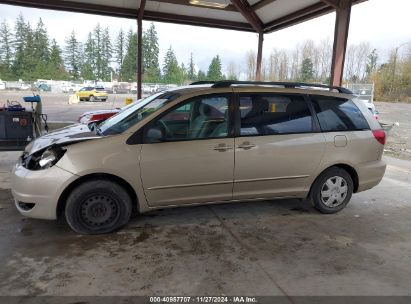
[0,153,411,296]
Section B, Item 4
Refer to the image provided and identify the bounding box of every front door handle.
[213,144,232,152]
[238,142,256,150]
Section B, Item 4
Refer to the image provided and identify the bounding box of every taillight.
[372,129,386,145]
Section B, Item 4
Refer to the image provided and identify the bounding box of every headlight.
[39,149,58,168]
[22,146,66,170]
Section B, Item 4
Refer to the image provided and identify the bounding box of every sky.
[0,0,410,74]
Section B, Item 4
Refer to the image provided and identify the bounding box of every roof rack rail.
[189,81,216,85]
[209,80,353,94]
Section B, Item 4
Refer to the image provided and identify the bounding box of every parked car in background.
[75,86,108,102]
[356,98,379,120]
[34,83,51,92]
[112,83,131,94]
[0,80,5,90]
[11,81,386,234]
[62,83,83,93]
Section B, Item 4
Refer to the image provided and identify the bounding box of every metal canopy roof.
[0,0,365,33]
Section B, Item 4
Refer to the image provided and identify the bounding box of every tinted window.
[146,94,230,142]
[240,94,313,136]
[311,96,369,132]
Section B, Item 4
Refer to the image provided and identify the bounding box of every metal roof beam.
[230,0,263,33]
[143,10,254,32]
[251,0,277,11]
[0,0,254,32]
[154,0,237,12]
[264,2,329,32]
[0,0,138,18]
[320,0,340,9]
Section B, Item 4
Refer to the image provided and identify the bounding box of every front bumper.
[11,162,77,220]
[355,159,386,192]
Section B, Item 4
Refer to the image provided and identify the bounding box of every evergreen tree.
[180,62,187,83]
[162,46,182,84]
[93,24,103,80]
[81,32,96,80]
[101,27,112,81]
[114,28,126,81]
[187,53,196,81]
[21,22,36,80]
[0,20,13,79]
[300,58,314,82]
[64,30,82,79]
[197,70,206,81]
[48,39,66,79]
[32,18,50,78]
[33,18,49,61]
[143,22,161,82]
[207,55,223,80]
[121,30,137,81]
[13,13,28,78]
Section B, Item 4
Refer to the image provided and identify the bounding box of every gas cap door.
[334,135,347,147]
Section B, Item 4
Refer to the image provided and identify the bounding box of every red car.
[77,99,140,125]
[78,108,120,125]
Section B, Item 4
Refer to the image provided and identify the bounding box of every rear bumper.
[355,159,386,192]
[95,96,107,100]
[11,162,77,220]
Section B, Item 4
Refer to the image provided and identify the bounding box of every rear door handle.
[213,144,232,152]
[238,142,256,150]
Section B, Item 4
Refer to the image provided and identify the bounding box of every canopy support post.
[256,32,264,81]
[330,0,351,86]
[137,0,146,99]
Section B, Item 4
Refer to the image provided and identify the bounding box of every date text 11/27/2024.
[149,296,258,303]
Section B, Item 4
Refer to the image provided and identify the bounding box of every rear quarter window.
[311,96,370,132]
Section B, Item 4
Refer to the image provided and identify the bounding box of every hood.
[25,124,101,155]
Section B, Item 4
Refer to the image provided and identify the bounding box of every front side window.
[99,92,180,135]
[311,96,370,132]
[239,94,313,136]
[144,94,230,142]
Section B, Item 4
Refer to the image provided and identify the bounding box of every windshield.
[99,91,180,135]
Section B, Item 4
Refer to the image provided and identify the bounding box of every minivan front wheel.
[65,180,132,234]
[310,167,353,214]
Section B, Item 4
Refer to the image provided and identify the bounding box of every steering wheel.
[158,120,174,138]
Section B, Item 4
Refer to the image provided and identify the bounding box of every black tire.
[309,167,353,214]
[65,179,132,234]
[89,95,96,102]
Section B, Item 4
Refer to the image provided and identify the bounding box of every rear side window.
[239,94,313,136]
[311,96,369,132]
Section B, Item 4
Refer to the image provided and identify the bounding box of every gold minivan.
[11,81,386,234]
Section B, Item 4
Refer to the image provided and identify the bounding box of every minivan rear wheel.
[65,180,132,234]
[309,167,353,214]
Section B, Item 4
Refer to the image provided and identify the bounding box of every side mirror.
[146,127,164,143]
